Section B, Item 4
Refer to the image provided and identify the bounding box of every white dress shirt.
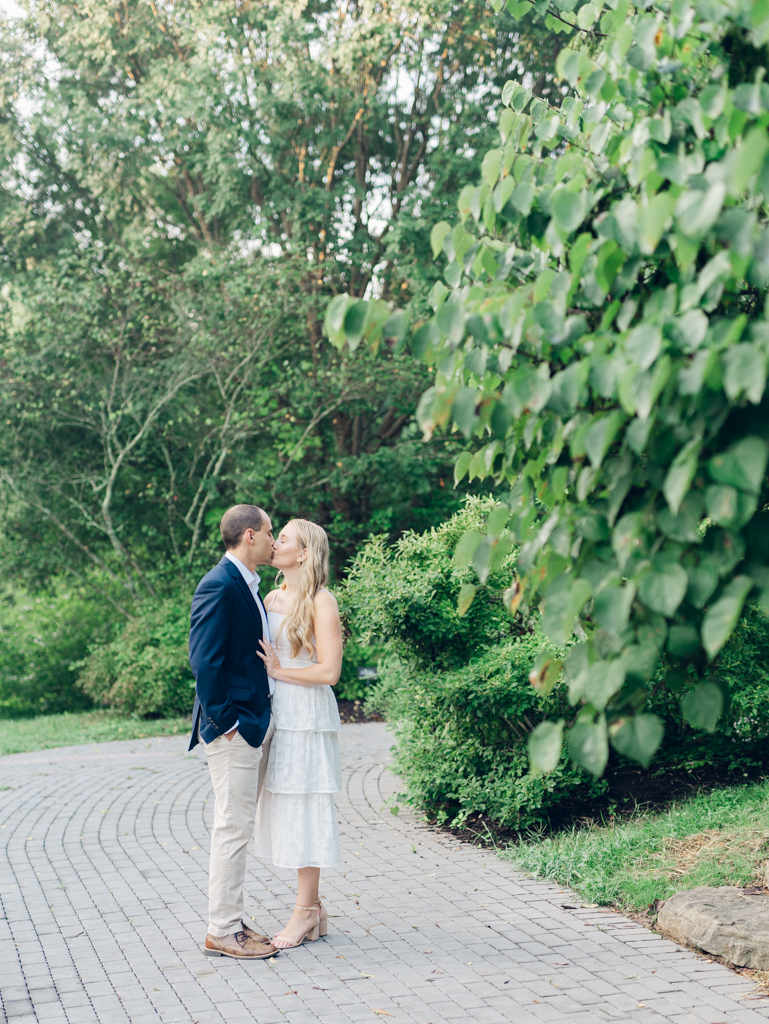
[224,552,276,714]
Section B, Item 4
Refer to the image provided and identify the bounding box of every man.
[189,504,279,960]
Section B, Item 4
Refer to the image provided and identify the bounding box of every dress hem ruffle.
[254,855,343,870]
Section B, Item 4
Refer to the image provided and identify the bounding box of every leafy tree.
[0,0,554,598]
[334,0,769,775]
[1,245,444,603]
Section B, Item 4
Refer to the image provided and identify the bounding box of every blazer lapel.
[220,557,262,631]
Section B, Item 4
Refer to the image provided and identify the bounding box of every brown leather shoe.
[204,930,278,959]
[240,919,270,943]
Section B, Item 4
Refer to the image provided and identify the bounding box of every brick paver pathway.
[2,722,769,1024]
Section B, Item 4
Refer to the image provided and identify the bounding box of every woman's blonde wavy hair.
[275,519,330,658]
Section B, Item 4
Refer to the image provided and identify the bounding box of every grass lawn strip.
[504,780,769,913]
[0,710,191,757]
[0,705,380,756]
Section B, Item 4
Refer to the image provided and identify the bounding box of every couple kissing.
[188,504,343,959]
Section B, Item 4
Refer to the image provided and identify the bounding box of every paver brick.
[2,724,768,1024]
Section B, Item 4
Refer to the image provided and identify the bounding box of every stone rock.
[657,886,769,969]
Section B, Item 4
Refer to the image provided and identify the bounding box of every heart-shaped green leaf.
[638,564,688,618]
[528,719,564,773]
[610,714,664,768]
[551,188,587,232]
[542,573,592,645]
[708,437,769,494]
[457,583,477,618]
[680,682,724,732]
[568,717,609,775]
[702,575,753,659]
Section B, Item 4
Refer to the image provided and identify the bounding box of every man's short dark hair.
[220,505,264,549]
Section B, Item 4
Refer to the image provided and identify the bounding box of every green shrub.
[714,603,769,742]
[0,585,112,717]
[343,496,519,671]
[639,603,769,764]
[77,596,194,718]
[345,498,604,828]
[346,497,769,829]
[336,637,383,702]
[375,636,605,831]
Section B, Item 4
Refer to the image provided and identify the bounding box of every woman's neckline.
[266,586,329,617]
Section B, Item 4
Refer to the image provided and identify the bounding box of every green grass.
[0,710,191,756]
[504,781,769,912]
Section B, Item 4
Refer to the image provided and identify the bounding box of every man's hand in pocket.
[225,726,238,741]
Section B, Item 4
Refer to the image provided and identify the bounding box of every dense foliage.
[0,0,555,612]
[77,596,193,718]
[76,589,372,717]
[0,585,112,716]
[343,497,519,668]
[336,0,769,776]
[0,573,379,719]
[347,500,769,828]
[711,603,769,739]
[345,499,603,826]
[0,0,565,717]
[375,636,606,830]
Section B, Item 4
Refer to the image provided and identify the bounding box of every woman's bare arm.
[258,591,343,687]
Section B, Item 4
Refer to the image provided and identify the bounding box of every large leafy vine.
[328,0,769,775]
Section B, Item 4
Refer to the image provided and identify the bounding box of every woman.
[255,518,343,949]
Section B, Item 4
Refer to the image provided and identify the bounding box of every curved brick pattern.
[1,723,768,1024]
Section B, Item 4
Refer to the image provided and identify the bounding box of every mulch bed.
[336,700,383,725]
[428,756,769,850]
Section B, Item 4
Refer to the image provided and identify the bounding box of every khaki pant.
[202,719,274,937]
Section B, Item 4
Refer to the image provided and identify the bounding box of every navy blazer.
[188,556,271,751]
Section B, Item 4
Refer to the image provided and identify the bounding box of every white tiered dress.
[254,610,342,869]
